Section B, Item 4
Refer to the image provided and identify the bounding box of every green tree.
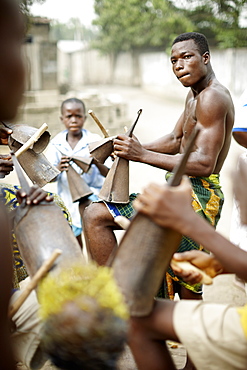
[93,0,246,54]
[93,0,194,54]
[181,0,247,47]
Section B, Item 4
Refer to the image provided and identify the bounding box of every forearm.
[143,133,181,155]
[94,163,109,177]
[181,214,247,281]
[139,150,213,176]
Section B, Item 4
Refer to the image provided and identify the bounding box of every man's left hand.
[16,185,53,205]
[0,124,12,145]
[0,155,13,178]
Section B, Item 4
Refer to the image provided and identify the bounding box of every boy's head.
[0,0,25,121]
[60,98,87,135]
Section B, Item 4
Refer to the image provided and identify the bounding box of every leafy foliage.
[93,0,194,53]
[93,0,247,53]
[177,0,247,48]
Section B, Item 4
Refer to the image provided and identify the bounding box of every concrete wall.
[24,41,57,91]
[58,47,247,96]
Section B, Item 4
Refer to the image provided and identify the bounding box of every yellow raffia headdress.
[38,262,129,321]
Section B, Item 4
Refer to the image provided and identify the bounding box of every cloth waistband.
[166,172,221,188]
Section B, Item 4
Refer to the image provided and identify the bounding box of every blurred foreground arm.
[134,177,247,282]
[0,124,13,177]
[171,250,223,285]
[0,204,15,369]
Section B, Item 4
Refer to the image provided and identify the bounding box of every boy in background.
[47,98,109,247]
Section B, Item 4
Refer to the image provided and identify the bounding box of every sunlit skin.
[233,131,247,149]
[113,39,234,177]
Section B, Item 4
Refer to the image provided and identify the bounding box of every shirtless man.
[83,32,234,300]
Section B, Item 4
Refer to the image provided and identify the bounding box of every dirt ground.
[5,84,247,370]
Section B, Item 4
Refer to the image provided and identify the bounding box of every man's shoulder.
[198,81,233,110]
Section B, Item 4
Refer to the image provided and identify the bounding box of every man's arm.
[113,112,184,163]
[0,155,13,178]
[134,178,247,282]
[0,124,13,178]
[171,250,225,285]
[0,204,16,370]
[142,112,184,154]
[114,89,229,176]
[92,159,109,177]
[232,131,247,148]
[0,124,12,145]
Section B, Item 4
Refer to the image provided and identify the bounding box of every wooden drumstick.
[114,216,131,230]
[88,110,109,138]
[8,249,62,318]
[170,259,213,285]
[15,123,48,158]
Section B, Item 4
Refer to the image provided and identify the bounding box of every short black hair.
[172,32,210,55]
[61,98,86,115]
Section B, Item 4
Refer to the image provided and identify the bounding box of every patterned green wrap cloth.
[162,173,224,299]
[102,173,224,299]
[0,183,72,289]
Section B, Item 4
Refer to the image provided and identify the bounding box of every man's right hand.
[133,177,193,232]
[171,250,224,285]
[0,124,12,145]
[57,156,70,172]
[0,155,13,178]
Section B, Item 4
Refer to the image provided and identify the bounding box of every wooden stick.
[114,216,131,230]
[126,109,142,137]
[15,123,48,158]
[88,110,109,138]
[8,249,62,318]
[170,259,213,285]
[11,151,31,194]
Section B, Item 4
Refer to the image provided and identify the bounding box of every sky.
[30,0,96,26]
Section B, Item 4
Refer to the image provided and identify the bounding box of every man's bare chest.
[183,99,197,134]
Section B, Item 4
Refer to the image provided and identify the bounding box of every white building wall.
[57,47,247,97]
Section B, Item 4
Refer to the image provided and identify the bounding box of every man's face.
[61,102,86,135]
[170,39,208,88]
[0,2,25,121]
